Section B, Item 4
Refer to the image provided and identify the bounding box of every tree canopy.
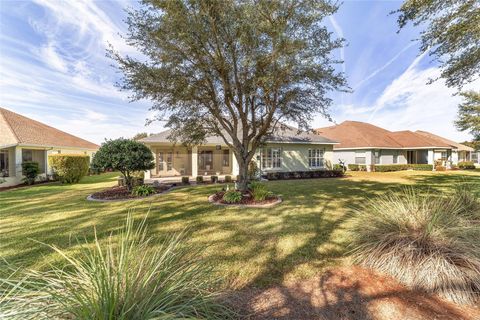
[395,0,480,90]
[111,0,347,190]
[132,132,149,141]
[455,91,480,141]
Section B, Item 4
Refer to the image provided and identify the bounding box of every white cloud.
[37,43,68,73]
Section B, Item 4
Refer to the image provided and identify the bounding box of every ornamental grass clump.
[348,187,480,305]
[0,213,233,319]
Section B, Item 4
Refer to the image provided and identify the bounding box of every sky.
[0,0,478,144]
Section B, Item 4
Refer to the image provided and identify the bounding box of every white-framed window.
[441,151,448,160]
[262,148,282,169]
[0,149,9,177]
[374,150,381,164]
[222,149,229,166]
[355,151,366,164]
[308,149,324,168]
[22,149,33,162]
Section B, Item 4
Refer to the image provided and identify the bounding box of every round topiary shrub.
[348,187,480,305]
[49,154,90,184]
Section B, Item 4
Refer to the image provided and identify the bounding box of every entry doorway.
[198,150,213,171]
[157,150,173,176]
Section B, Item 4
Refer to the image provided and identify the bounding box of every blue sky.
[1,0,478,144]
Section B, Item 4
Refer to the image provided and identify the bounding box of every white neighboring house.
[0,107,99,187]
[315,121,474,170]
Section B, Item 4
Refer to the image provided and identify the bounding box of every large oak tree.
[112,0,347,190]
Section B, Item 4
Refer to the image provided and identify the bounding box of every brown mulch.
[90,185,170,200]
[226,266,480,320]
[211,191,279,205]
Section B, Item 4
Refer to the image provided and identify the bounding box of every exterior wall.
[332,149,408,167]
[255,143,334,173]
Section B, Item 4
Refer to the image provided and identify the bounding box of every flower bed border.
[86,185,174,202]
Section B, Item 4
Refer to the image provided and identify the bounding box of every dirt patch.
[210,191,280,206]
[89,185,170,200]
[226,266,479,320]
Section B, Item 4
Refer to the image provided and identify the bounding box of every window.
[0,149,8,177]
[222,149,229,166]
[158,152,164,171]
[262,148,282,169]
[393,151,398,164]
[374,150,381,164]
[22,149,33,162]
[308,149,324,168]
[355,151,366,164]
[167,152,173,171]
[441,151,448,160]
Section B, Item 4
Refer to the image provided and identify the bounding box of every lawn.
[1,170,479,289]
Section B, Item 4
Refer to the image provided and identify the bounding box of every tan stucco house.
[0,107,99,187]
[315,121,475,170]
[140,126,338,179]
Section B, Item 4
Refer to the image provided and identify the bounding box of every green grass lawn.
[1,170,479,288]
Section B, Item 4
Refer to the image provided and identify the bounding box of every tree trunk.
[237,157,249,192]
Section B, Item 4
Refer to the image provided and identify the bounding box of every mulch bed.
[225,266,480,320]
[90,185,170,200]
[210,191,279,205]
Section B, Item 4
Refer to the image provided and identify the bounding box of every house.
[0,107,99,187]
[140,126,338,179]
[315,121,475,170]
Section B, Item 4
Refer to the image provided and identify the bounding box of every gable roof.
[315,121,457,150]
[415,130,474,152]
[0,107,99,150]
[142,125,338,145]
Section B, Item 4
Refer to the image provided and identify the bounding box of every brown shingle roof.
[415,130,474,151]
[0,107,99,150]
[315,121,455,150]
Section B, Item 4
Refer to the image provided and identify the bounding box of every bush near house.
[373,164,433,172]
[349,187,480,305]
[210,175,218,183]
[181,176,190,184]
[458,161,476,170]
[48,154,90,184]
[347,164,367,171]
[196,176,204,184]
[265,169,344,180]
[21,161,39,185]
[224,175,232,183]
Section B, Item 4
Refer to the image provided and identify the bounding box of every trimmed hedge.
[49,154,90,184]
[408,164,434,171]
[265,169,344,180]
[348,164,367,171]
[354,164,434,172]
[458,161,476,170]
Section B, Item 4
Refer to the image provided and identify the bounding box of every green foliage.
[132,132,148,141]
[196,176,204,184]
[396,0,480,90]
[21,161,39,185]
[181,176,190,184]
[48,154,90,184]
[131,185,156,197]
[111,0,347,192]
[249,181,272,201]
[458,161,476,170]
[408,164,433,171]
[455,91,480,140]
[224,175,232,183]
[248,161,259,180]
[0,213,233,319]
[348,187,480,305]
[91,139,155,191]
[348,164,367,171]
[332,164,345,172]
[373,164,433,172]
[222,190,242,204]
[210,175,218,183]
[266,170,344,180]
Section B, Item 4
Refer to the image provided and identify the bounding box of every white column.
[191,146,198,178]
[365,150,373,172]
[231,151,239,176]
[14,146,22,181]
[451,150,458,165]
[428,149,434,165]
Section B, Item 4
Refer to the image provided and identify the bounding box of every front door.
[156,150,173,176]
[199,151,213,172]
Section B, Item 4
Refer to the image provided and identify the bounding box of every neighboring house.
[315,121,474,170]
[0,107,99,187]
[140,126,338,179]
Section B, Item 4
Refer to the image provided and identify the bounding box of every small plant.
[348,187,480,305]
[196,176,204,184]
[458,161,476,169]
[181,176,190,184]
[224,175,232,183]
[21,161,39,185]
[131,184,155,197]
[249,181,272,201]
[222,190,242,203]
[0,213,233,319]
[210,175,218,183]
[435,165,447,171]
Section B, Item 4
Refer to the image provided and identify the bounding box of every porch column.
[232,152,239,176]
[428,149,435,166]
[191,146,198,178]
[451,150,458,165]
[14,147,22,179]
[365,150,373,172]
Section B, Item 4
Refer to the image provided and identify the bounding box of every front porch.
[145,144,239,179]
[0,146,48,187]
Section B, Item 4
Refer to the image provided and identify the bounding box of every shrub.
[436,165,447,171]
[458,161,476,170]
[222,190,242,203]
[210,175,218,183]
[0,214,233,319]
[333,164,345,172]
[196,176,204,183]
[91,139,155,191]
[131,185,155,197]
[348,188,480,305]
[249,181,272,201]
[224,175,232,183]
[181,176,190,184]
[21,161,39,185]
[347,164,367,171]
[408,164,433,171]
[48,154,90,184]
[248,160,259,179]
[373,164,408,172]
